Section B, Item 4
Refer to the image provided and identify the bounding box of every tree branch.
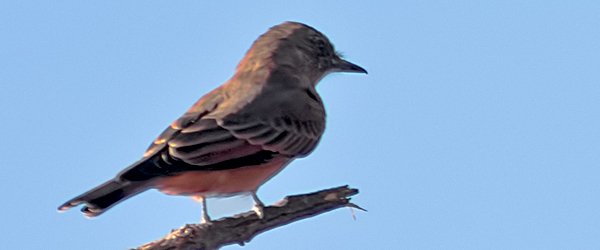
[136,185,361,250]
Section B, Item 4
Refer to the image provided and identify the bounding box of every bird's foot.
[200,213,212,224]
[251,191,265,219]
[253,203,265,219]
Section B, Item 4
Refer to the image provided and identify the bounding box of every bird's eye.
[315,39,330,57]
[317,40,325,49]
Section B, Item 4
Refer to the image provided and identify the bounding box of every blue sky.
[2,1,599,249]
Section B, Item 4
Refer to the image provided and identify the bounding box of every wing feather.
[123,85,326,181]
[221,115,324,157]
[169,121,234,148]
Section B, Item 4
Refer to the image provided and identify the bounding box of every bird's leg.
[192,195,211,224]
[251,191,265,219]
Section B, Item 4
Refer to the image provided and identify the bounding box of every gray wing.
[120,85,325,181]
[216,86,327,157]
[218,114,325,157]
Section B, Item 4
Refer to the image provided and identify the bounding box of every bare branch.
[136,186,360,250]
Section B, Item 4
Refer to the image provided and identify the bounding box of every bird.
[58,21,367,223]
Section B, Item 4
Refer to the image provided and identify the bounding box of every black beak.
[333,59,368,74]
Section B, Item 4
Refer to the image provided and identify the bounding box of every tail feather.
[58,179,149,217]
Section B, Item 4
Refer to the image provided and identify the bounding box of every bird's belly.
[154,157,290,197]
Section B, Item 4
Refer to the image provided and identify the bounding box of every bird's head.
[236,21,367,85]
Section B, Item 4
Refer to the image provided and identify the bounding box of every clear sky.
[2,1,599,249]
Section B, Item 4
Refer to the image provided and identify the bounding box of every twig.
[136,185,360,250]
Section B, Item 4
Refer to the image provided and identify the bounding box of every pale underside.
[155,156,291,197]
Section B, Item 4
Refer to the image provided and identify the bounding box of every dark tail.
[58,179,149,217]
